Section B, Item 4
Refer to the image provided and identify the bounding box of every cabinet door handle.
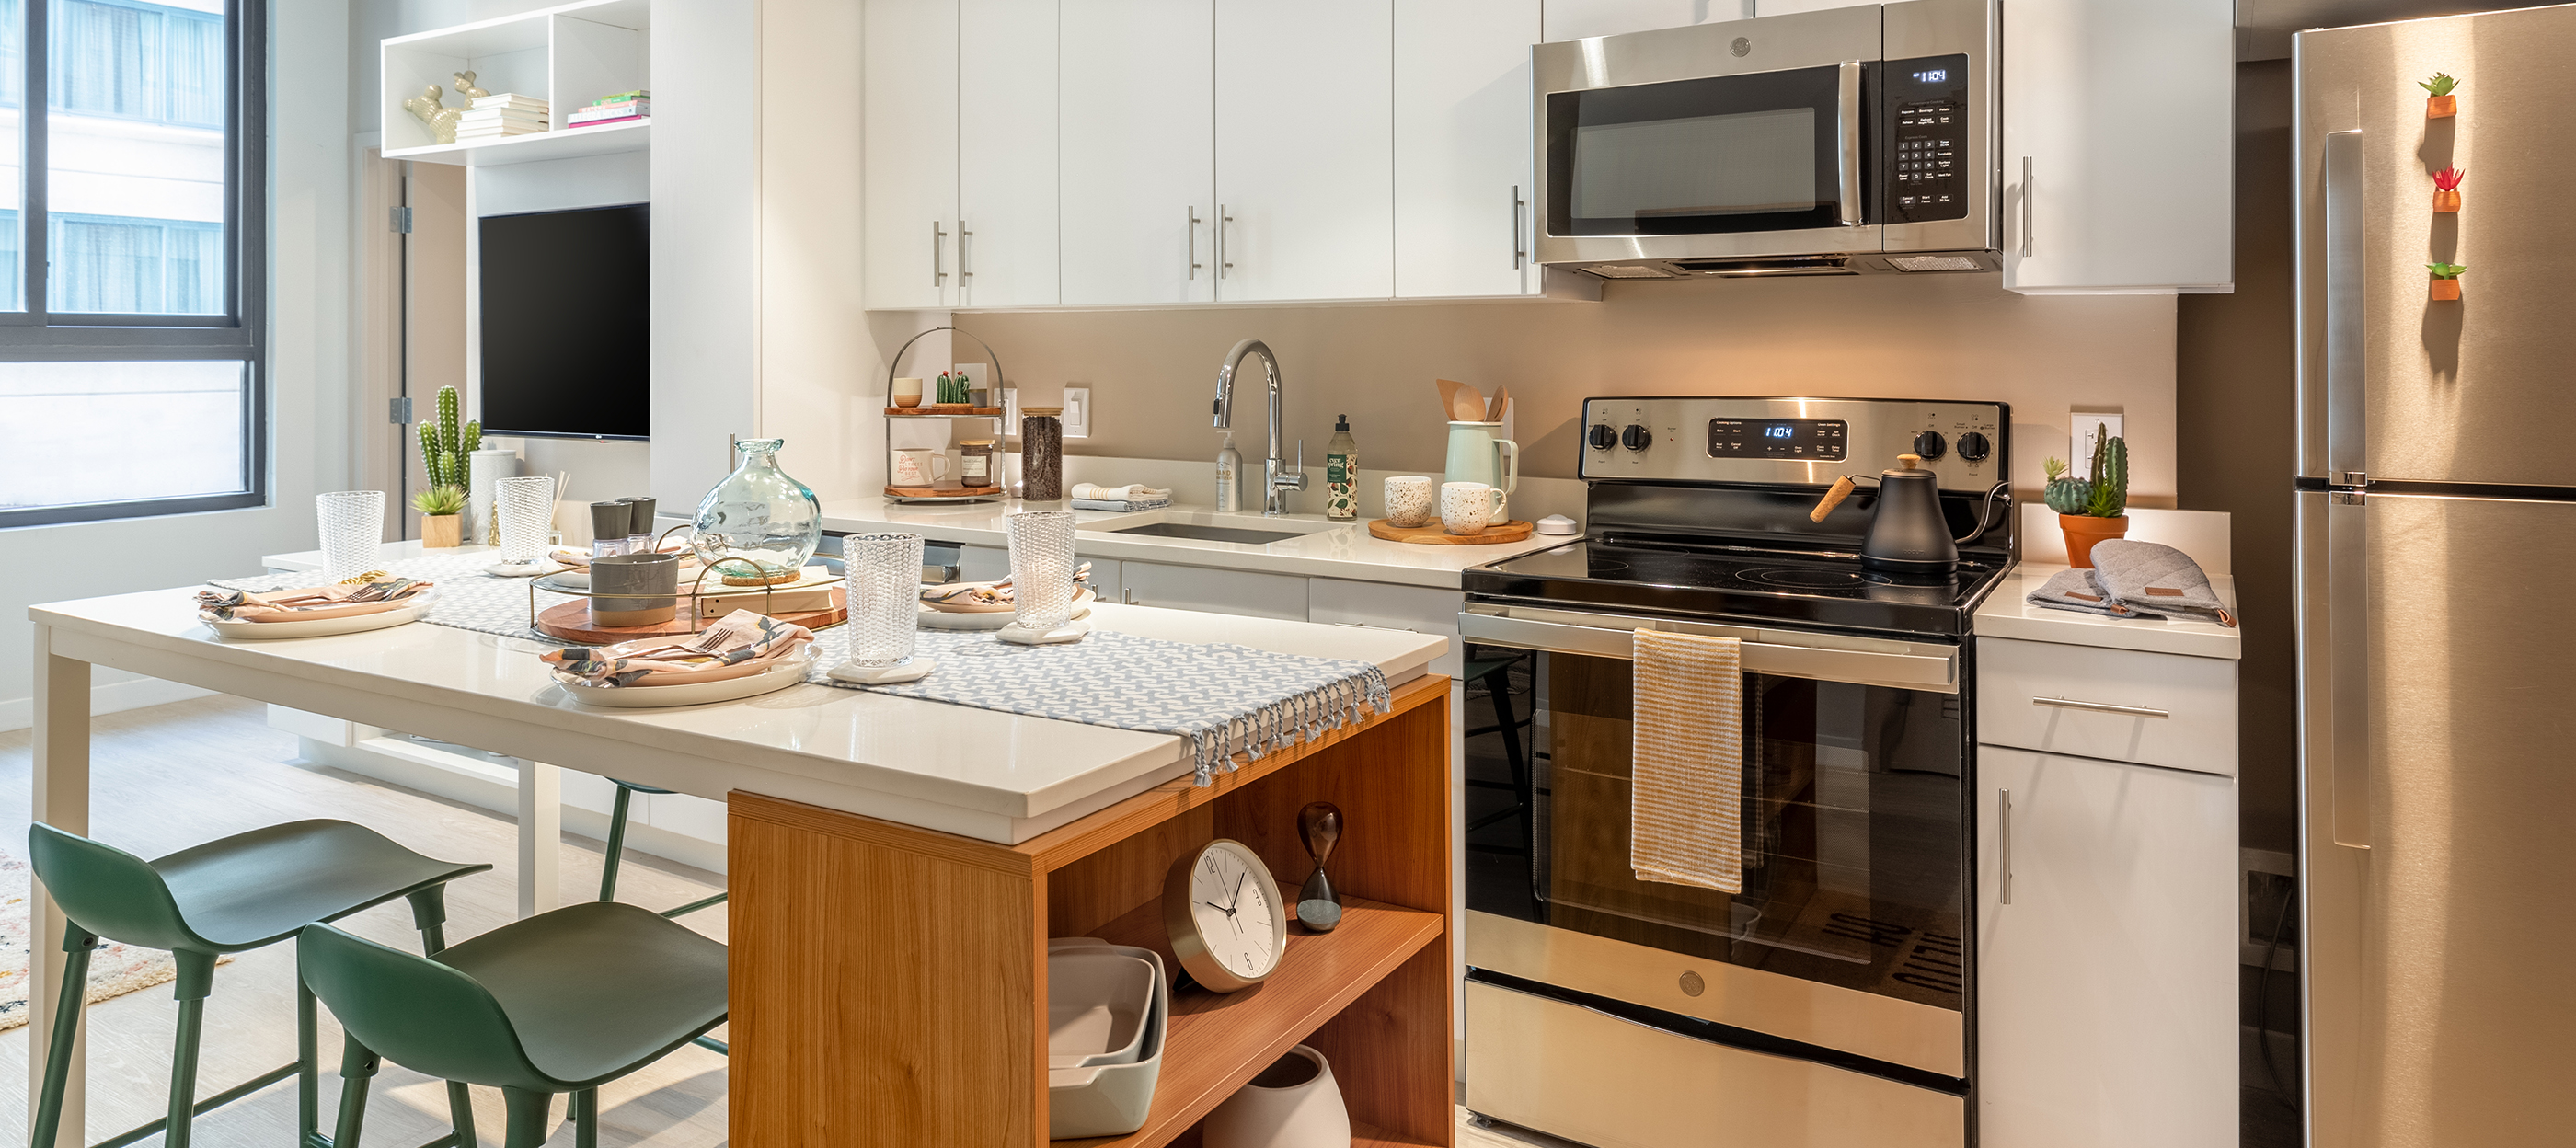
[2031,695,2169,719]
[1188,207,1203,280]
[2019,157,2034,257]
[959,219,973,281]
[1219,205,1235,279]
[931,221,948,286]
[1511,185,1525,269]
[1122,588,1138,605]
[1998,788,2014,906]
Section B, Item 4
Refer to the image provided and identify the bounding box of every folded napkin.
[2025,568,2165,619]
[1629,628,1744,894]
[919,563,1095,608]
[2089,540,2237,627]
[196,578,431,622]
[540,609,815,687]
[1071,498,1173,512]
[1072,482,1171,502]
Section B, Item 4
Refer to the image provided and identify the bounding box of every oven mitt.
[2088,540,2238,627]
[2025,567,2164,619]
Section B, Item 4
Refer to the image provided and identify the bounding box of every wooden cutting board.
[535,588,846,645]
[1367,518,1535,545]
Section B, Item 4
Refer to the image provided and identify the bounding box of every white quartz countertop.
[818,497,1567,589]
[29,591,1444,842]
[1977,564,2243,660]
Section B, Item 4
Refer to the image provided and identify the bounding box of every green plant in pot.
[2042,424,2128,568]
[413,484,466,548]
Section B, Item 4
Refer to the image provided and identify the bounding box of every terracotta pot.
[2430,278,2461,301]
[2433,189,2461,212]
[2428,94,2456,118]
[2060,513,2129,569]
[420,513,462,548]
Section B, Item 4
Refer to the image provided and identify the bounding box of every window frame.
[0,0,268,530]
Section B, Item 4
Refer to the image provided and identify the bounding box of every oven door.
[1457,603,1969,1083]
[1533,6,1881,268]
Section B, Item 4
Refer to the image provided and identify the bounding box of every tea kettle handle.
[1808,473,1877,522]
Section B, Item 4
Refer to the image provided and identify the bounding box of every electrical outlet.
[1064,386,1091,438]
[2073,410,2123,466]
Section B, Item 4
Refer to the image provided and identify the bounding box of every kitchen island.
[27,591,1453,1147]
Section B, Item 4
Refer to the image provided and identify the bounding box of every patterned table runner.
[209,551,570,638]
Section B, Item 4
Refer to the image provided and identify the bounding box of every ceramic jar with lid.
[959,439,997,490]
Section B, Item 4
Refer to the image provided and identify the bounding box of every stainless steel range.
[1456,396,2012,1148]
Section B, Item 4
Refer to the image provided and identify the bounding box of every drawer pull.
[2032,696,2169,719]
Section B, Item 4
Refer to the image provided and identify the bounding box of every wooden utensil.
[1437,378,1486,422]
[1486,385,1511,423]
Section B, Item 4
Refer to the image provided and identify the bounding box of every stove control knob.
[1621,424,1654,452]
[1912,430,1948,460]
[1957,430,1992,462]
[1588,423,1620,451]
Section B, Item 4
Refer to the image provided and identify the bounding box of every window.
[0,0,262,529]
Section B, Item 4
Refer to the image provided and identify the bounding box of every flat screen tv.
[477,203,650,440]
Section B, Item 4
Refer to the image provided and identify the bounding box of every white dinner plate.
[917,587,1095,630]
[201,592,438,640]
[553,647,815,708]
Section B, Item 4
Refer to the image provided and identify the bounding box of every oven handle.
[1456,609,1956,692]
[1836,60,1863,227]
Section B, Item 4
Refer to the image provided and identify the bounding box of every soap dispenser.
[1325,414,1358,520]
[1216,431,1243,513]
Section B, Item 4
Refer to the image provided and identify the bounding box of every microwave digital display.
[1913,69,1949,84]
[1708,419,1847,460]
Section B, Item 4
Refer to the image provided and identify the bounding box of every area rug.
[0,849,229,1032]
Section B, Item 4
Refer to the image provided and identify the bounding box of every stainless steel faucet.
[1212,338,1306,516]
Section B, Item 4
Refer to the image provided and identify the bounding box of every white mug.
[891,448,953,488]
[1384,476,1435,528]
[1442,481,1504,535]
[891,377,926,408]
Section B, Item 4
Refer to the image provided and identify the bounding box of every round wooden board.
[535,587,846,645]
[1366,518,1535,545]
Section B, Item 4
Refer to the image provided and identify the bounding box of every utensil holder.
[316,490,386,582]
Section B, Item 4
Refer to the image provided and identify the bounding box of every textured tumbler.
[496,476,557,565]
[845,533,926,667]
[316,491,386,582]
[1006,511,1076,631]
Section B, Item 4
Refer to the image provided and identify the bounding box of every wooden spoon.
[1435,378,1476,422]
[1486,385,1511,423]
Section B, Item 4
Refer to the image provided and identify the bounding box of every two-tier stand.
[884,326,1011,504]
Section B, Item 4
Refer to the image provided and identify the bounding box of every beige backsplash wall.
[959,270,2179,502]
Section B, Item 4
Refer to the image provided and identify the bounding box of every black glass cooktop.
[1464,537,2009,637]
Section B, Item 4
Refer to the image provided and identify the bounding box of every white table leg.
[517,759,562,918]
[29,623,90,1148]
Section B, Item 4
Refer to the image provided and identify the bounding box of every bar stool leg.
[297,977,320,1148]
[500,1088,556,1148]
[29,926,98,1148]
[600,785,636,902]
[333,1037,380,1148]
[571,1088,600,1148]
[163,951,218,1148]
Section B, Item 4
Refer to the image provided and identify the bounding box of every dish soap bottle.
[1215,431,1243,512]
[1325,414,1358,520]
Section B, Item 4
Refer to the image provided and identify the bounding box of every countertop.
[817,497,1568,590]
[1977,564,2243,660]
[30,591,1444,843]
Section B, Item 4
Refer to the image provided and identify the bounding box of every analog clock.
[1163,839,1288,993]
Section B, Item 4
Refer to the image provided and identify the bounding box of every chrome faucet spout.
[1213,338,1306,516]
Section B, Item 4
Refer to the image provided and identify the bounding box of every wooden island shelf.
[729,673,1455,1148]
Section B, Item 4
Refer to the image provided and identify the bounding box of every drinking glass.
[845,533,926,667]
[496,476,557,564]
[1006,511,1076,631]
[316,491,386,582]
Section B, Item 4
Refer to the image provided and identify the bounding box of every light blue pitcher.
[1443,421,1519,521]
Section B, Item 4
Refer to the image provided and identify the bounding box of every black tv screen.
[477,204,650,440]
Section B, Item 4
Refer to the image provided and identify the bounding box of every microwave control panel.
[1886,54,1970,224]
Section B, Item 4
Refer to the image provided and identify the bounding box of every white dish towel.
[1628,628,1744,894]
[1072,483,1171,502]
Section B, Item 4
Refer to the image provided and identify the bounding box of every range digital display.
[1708,418,1846,460]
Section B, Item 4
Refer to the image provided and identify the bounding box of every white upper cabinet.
[1395,0,1540,299]
[1213,0,1395,303]
[1541,0,1749,41]
[2003,0,2234,293]
[957,0,1059,308]
[1060,0,1215,306]
[864,0,959,310]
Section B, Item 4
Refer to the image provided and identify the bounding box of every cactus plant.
[2041,456,2092,514]
[2085,431,2128,519]
[414,385,483,496]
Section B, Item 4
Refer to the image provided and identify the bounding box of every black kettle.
[1811,453,2004,576]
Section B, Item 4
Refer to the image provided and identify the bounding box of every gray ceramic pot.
[589,552,681,627]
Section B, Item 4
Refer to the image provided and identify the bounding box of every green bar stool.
[298,901,730,1148]
[26,821,492,1148]
[599,779,730,1058]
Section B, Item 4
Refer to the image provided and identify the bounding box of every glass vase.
[691,438,823,583]
[1006,511,1076,632]
[845,534,926,667]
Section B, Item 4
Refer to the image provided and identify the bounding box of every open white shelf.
[380,0,650,166]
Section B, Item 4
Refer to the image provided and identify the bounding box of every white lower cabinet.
[1117,559,1308,621]
[1977,746,2236,1148]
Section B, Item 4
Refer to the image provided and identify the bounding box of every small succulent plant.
[2421,73,2459,98]
[412,484,466,515]
[2433,167,2466,191]
[2045,424,2128,518]
[2427,262,2467,279]
[2041,456,2091,515]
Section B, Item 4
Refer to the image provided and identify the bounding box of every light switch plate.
[2073,410,2123,468]
[1064,386,1091,438]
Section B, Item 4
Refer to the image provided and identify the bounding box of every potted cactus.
[2421,72,2458,118]
[2428,261,2467,301]
[2432,166,2465,212]
[413,484,466,547]
[2042,424,2129,568]
[414,385,482,535]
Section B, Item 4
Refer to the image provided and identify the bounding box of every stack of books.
[567,90,650,129]
[456,93,548,141]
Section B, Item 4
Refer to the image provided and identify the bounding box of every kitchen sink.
[1110,522,1307,545]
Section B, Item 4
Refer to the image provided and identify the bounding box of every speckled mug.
[1441,481,1503,536]
[1384,476,1434,528]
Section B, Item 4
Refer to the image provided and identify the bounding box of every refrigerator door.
[2295,9,2576,488]
[2298,490,2576,1146]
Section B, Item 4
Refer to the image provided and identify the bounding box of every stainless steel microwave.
[1533,0,1998,280]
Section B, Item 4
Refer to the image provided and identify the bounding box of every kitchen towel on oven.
[1628,628,1744,895]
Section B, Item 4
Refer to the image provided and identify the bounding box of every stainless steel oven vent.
[1887,255,1984,272]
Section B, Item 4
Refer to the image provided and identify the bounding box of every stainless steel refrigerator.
[2295,7,2576,1146]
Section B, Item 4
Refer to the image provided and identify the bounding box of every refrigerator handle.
[2324,130,2368,485]
[2328,491,2372,849]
